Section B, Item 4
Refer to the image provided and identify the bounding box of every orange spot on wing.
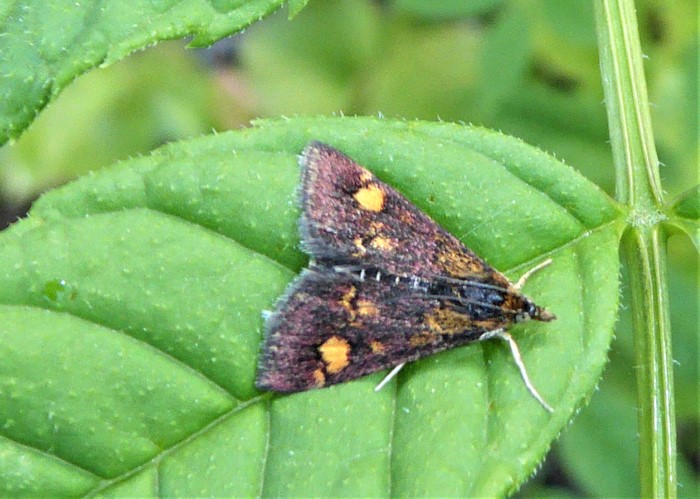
[473,319,501,330]
[338,286,358,321]
[353,237,367,255]
[398,210,415,224]
[313,368,326,387]
[359,171,374,183]
[370,340,385,353]
[319,336,351,374]
[409,332,437,347]
[353,184,385,212]
[369,235,396,251]
[437,247,485,278]
[425,308,472,335]
[356,299,379,316]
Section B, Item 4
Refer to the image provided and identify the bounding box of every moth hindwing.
[256,142,555,409]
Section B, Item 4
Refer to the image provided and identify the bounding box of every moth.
[256,142,556,411]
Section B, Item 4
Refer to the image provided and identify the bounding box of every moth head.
[516,299,556,323]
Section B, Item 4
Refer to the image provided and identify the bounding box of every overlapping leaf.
[0,0,289,144]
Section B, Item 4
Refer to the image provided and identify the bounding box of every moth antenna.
[374,363,405,392]
[514,258,552,291]
[480,330,553,413]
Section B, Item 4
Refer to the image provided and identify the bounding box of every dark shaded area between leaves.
[0,198,32,231]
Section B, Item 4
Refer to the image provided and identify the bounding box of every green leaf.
[0,0,288,145]
[557,362,642,497]
[0,117,623,496]
[1,41,240,203]
[669,185,700,250]
[672,186,700,221]
[287,0,310,18]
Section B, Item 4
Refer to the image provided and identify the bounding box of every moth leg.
[374,363,406,392]
[479,329,553,413]
[514,258,552,291]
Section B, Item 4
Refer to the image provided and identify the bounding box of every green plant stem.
[622,226,676,496]
[595,0,663,207]
[594,1,676,497]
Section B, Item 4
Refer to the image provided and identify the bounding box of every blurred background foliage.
[0,0,696,496]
